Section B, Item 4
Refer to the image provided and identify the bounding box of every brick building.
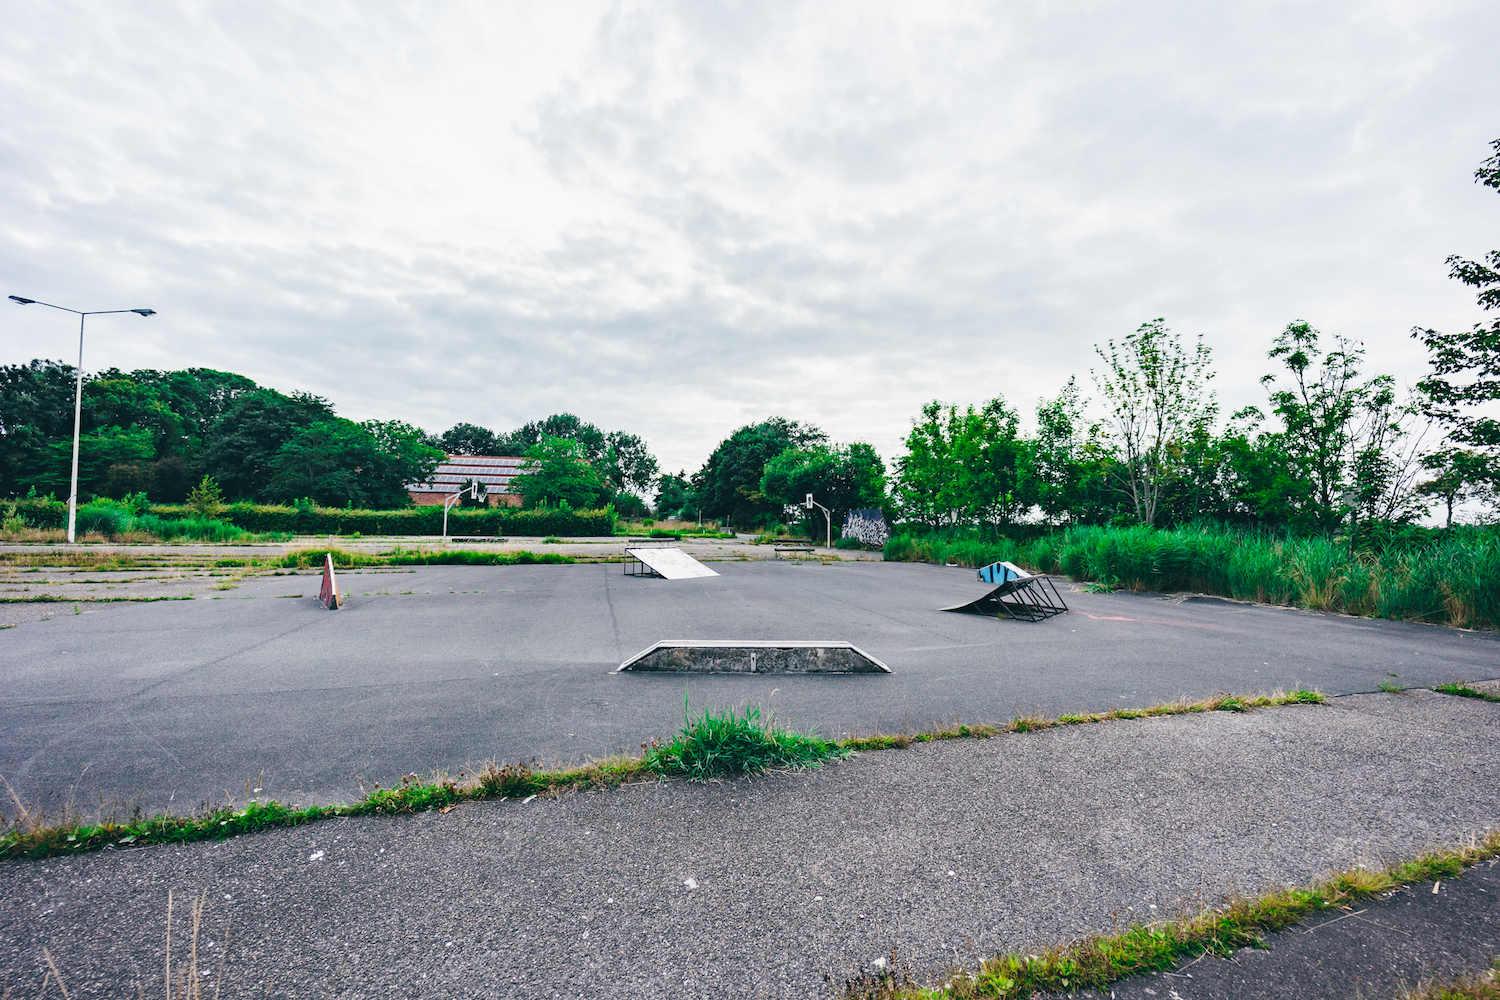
[406,455,525,507]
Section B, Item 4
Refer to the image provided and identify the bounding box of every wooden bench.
[774,546,816,558]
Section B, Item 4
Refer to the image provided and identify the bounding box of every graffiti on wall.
[841,509,889,548]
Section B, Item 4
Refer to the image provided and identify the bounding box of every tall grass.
[65,500,287,543]
[886,523,1500,629]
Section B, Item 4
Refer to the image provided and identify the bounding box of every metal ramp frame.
[940,560,1068,622]
[622,545,719,580]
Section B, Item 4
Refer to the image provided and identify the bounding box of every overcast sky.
[2,1,1497,476]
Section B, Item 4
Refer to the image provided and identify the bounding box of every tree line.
[0,365,660,514]
[665,140,1500,536]
[3,141,1496,532]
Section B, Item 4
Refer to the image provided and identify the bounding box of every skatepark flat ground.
[2,559,1497,814]
[2,689,1497,999]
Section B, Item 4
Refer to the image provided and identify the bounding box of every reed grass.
[885,523,1500,629]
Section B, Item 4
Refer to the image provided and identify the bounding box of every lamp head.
[131,308,155,316]
[805,493,814,508]
[9,295,35,304]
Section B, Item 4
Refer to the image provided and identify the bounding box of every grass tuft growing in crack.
[642,694,848,780]
[1435,682,1500,704]
[832,832,1500,1000]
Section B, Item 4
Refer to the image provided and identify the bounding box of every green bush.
[75,500,130,536]
[145,502,616,537]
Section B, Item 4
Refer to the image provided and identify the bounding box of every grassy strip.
[0,689,1320,862]
[840,689,1324,751]
[836,832,1500,1000]
[0,700,837,861]
[1435,682,1500,704]
[0,551,144,569]
[273,547,575,570]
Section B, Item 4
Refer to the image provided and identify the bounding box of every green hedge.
[152,502,615,537]
[5,498,614,537]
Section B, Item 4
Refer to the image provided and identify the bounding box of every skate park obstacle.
[940,560,1067,622]
[617,640,890,673]
[622,545,719,580]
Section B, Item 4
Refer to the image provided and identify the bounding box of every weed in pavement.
[643,695,847,780]
[1435,682,1500,704]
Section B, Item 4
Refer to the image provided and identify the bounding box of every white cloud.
[2,0,1496,476]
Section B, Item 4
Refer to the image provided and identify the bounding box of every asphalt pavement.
[2,560,1497,814]
[2,689,1497,999]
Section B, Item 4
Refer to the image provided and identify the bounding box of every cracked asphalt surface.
[4,559,1499,997]
[2,689,1498,998]
[2,560,1497,814]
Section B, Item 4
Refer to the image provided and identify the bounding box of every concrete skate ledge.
[617,640,891,674]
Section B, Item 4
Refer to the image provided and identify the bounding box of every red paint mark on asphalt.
[1072,611,1221,630]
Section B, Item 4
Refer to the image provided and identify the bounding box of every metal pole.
[67,313,85,544]
[7,298,154,544]
[804,494,830,549]
[443,482,473,540]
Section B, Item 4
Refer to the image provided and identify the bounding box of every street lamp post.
[9,296,156,543]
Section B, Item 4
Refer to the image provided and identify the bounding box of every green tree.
[363,420,445,507]
[186,475,224,520]
[513,435,609,509]
[1019,378,1117,525]
[1412,137,1500,515]
[603,430,660,496]
[439,422,500,456]
[199,390,335,500]
[654,471,693,519]
[35,425,157,500]
[892,398,1027,527]
[264,418,442,508]
[0,360,81,496]
[497,414,658,503]
[1092,319,1216,526]
[501,414,607,461]
[1417,448,1490,527]
[760,442,886,533]
[1260,322,1424,531]
[692,418,826,528]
